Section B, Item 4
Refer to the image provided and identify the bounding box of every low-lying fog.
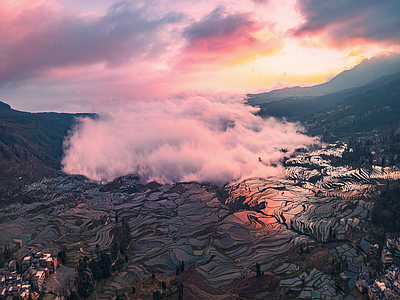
[62,94,317,185]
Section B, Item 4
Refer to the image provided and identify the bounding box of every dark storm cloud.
[0,2,183,85]
[292,0,400,46]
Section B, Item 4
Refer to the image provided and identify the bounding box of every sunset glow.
[0,0,399,112]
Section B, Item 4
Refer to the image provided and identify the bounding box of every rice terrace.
[1,142,398,299]
[2,2,400,299]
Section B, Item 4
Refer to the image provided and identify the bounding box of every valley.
[1,142,397,299]
[2,69,400,300]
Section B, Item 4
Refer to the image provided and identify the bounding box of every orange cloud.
[176,8,283,70]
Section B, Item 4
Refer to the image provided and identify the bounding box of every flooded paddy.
[0,143,399,289]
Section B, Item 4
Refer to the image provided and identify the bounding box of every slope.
[247,53,400,105]
[0,101,95,201]
[255,72,400,141]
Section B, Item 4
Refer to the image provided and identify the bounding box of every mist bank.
[62,94,317,185]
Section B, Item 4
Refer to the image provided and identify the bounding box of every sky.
[1,0,399,112]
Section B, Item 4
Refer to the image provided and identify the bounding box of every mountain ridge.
[254,71,400,144]
[247,53,400,105]
[0,101,96,202]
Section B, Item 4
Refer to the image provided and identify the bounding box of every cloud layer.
[293,0,400,47]
[179,8,281,68]
[0,1,182,85]
[62,94,316,185]
[1,0,399,111]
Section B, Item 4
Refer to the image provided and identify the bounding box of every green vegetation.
[141,288,151,294]
[71,218,132,299]
[320,256,330,266]
[350,287,361,298]
[0,244,12,267]
[372,186,400,232]
[42,294,55,300]
[58,250,67,265]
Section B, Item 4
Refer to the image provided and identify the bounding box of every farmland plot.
[0,143,392,289]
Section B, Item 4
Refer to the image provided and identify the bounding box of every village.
[345,235,400,300]
[0,143,400,299]
[2,224,400,299]
[0,251,58,300]
[358,237,400,299]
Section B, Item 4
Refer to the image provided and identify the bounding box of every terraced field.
[0,143,397,290]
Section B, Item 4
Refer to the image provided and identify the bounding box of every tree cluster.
[255,263,262,278]
[68,217,133,299]
[58,249,67,265]
[74,257,94,299]
[177,282,184,299]
[0,244,12,267]
[88,252,112,280]
[175,261,185,275]
[372,186,400,232]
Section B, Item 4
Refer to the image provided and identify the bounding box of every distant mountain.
[247,53,400,105]
[0,101,95,202]
[255,72,400,141]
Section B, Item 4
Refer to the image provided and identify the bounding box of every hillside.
[0,101,95,201]
[254,72,400,136]
[247,53,400,105]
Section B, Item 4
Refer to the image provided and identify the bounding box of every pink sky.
[3,0,397,184]
[0,0,399,112]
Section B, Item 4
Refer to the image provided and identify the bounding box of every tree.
[372,187,400,231]
[111,241,119,260]
[76,272,93,298]
[58,250,67,265]
[255,263,261,278]
[83,256,89,268]
[116,294,126,300]
[3,244,10,261]
[180,261,185,273]
[111,259,124,272]
[99,252,112,279]
[78,259,85,273]
[89,252,112,280]
[66,291,80,300]
[152,291,161,300]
